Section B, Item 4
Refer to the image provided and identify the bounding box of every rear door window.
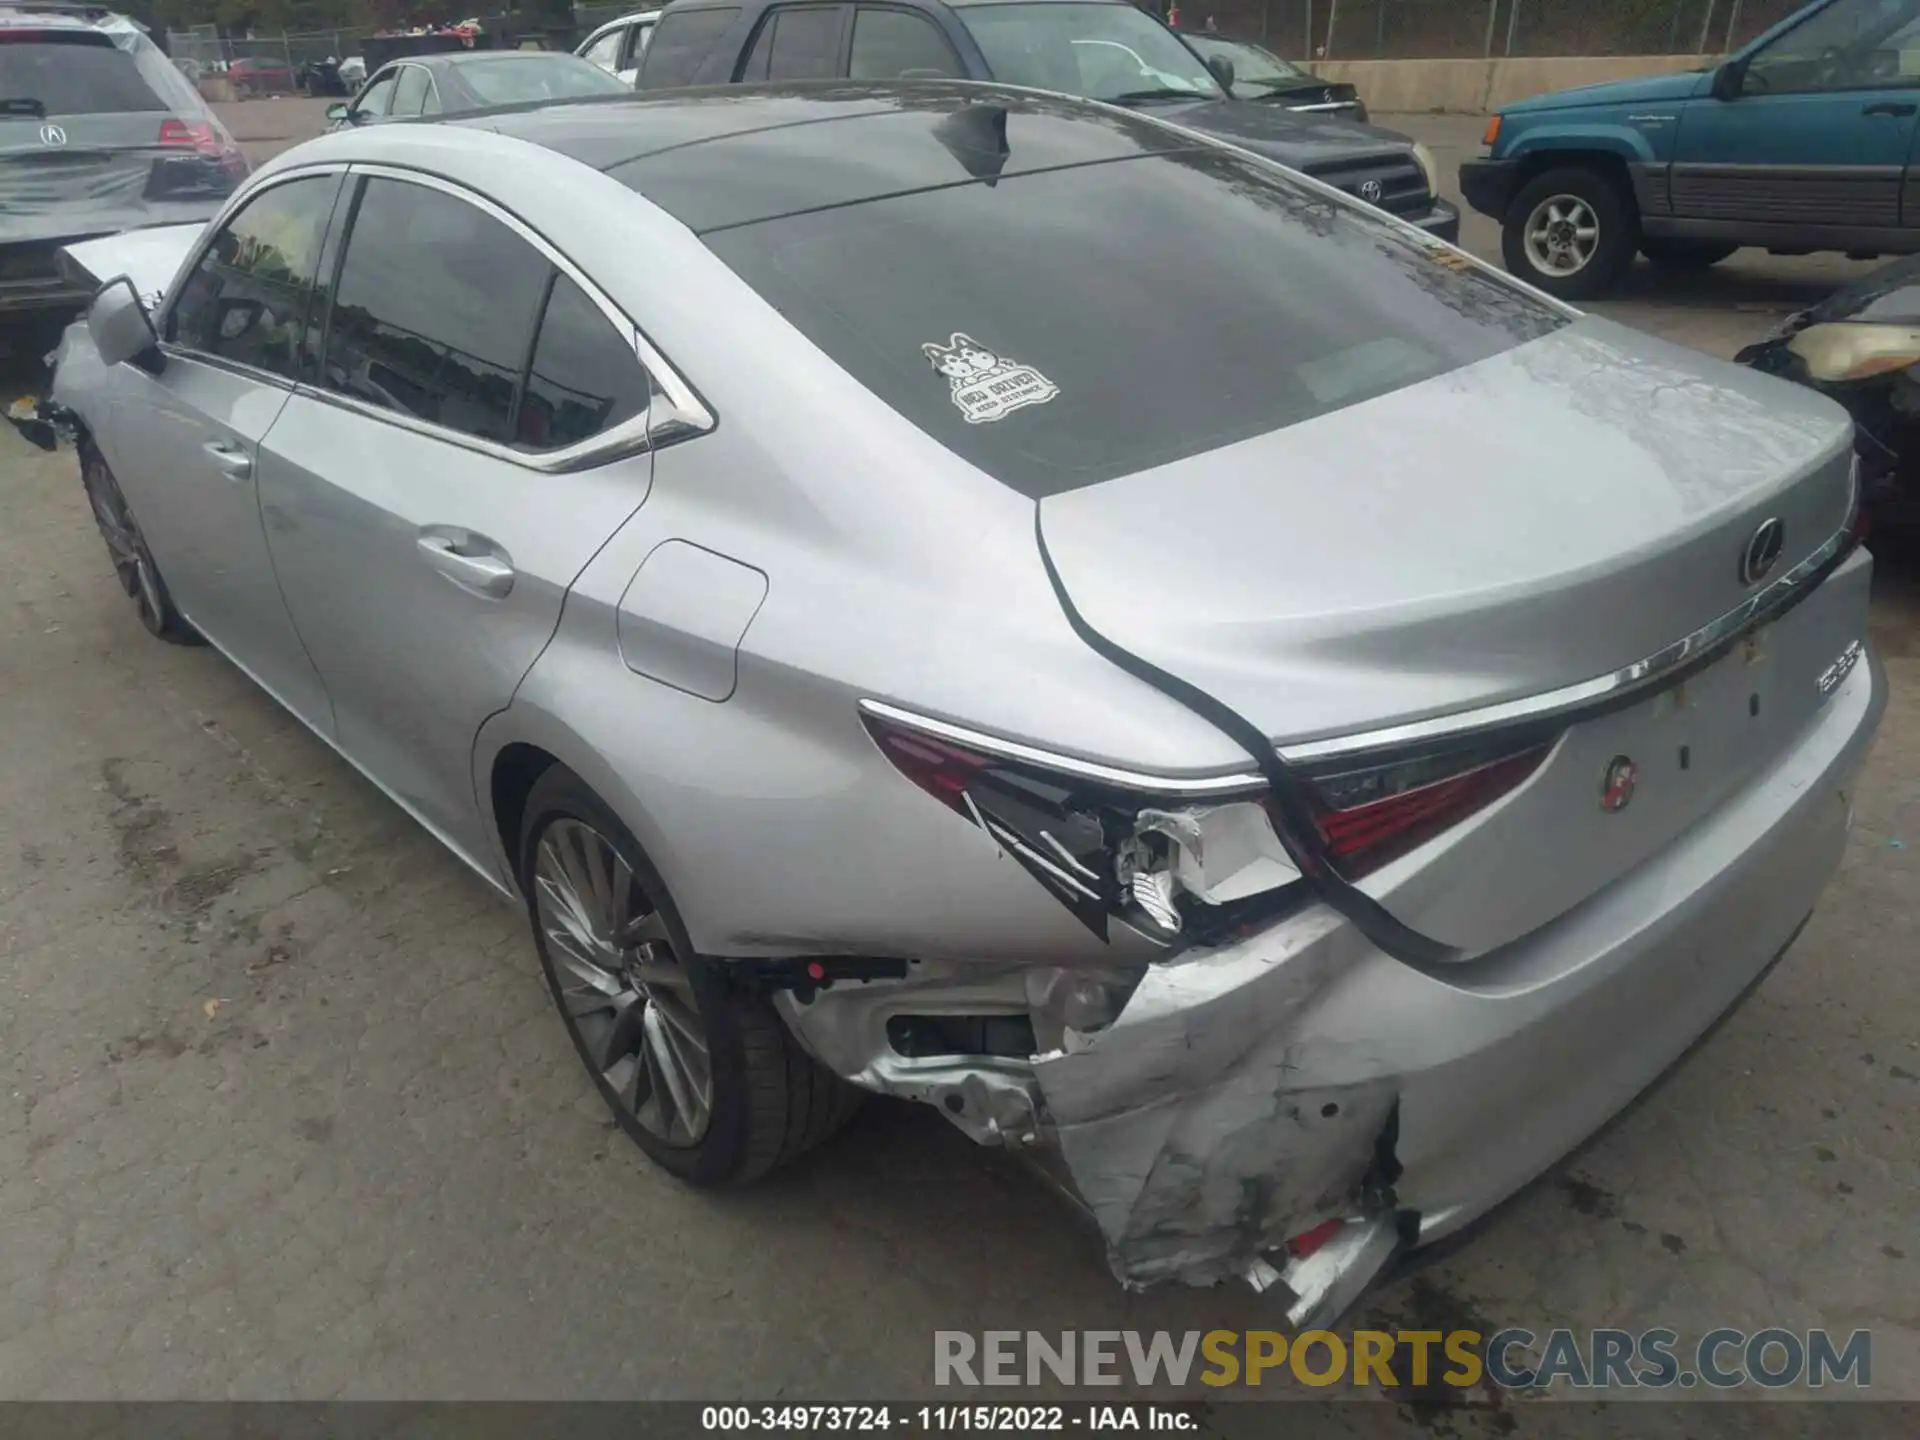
[516,273,652,450]
[739,6,848,81]
[704,148,1565,497]
[168,173,342,381]
[319,176,551,445]
[0,36,168,114]
[848,7,961,79]
[638,6,740,86]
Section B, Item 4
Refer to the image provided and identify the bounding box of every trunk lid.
[1039,318,1863,954]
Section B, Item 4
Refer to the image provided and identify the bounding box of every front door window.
[1745,0,1920,93]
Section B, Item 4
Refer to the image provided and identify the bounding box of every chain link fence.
[1169,0,1812,60]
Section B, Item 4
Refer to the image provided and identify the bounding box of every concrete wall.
[1316,54,1711,115]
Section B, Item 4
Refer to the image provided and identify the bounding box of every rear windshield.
[0,36,169,114]
[703,148,1566,498]
[457,54,631,103]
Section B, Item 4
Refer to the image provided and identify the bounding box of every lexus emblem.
[1741,517,1785,587]
[1601,755,1638,813]
[39,123,67,147]
[1358,179,1383,202]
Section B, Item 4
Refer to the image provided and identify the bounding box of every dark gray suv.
[634,0,1458,239]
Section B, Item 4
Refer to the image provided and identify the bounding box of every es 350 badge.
[923,333,1059,425]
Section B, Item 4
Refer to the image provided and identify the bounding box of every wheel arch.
[472,704,684,924]
[1507,148,1638,204]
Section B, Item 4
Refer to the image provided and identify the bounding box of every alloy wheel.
[83,454,168,637]
[1523,194,1600,278]
[532,817,714,1146]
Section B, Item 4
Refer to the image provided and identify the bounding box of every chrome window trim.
[856,699,1267,797]
[1278,520,1858,766]
[287,161,713,474]
[155,162,352,384]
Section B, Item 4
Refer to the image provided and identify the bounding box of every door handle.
[204,440,251,482]
[417,532,515,599]
[1862,100,1917,116]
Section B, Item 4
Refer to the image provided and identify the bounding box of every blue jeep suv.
[1460,0,1920,298]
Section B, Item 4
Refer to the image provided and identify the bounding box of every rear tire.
[1502,165,1638,300]
[518,764,860,1185]
[1641,239,1738,270]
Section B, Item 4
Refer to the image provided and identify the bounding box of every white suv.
[575,9,661,85]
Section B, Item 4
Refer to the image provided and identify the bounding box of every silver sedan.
[44,82,1885,1322]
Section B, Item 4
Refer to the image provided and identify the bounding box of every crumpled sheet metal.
[1032,905,1398,1289]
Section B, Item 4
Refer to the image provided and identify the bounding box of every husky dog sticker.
[922,333,1059,425]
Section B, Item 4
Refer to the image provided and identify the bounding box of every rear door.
[1671,0,1920,231]
[110,169,346,732]
[257,170,659,864]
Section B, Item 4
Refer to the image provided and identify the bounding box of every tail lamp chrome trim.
[857,699,1267,798]
[868,513,1854,790]
[1279,519,1858,766]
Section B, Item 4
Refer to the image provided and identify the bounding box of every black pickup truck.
[633,0,1458,240]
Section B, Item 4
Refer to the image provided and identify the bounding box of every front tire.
[79,441,202,645]
[519,764,859,1185]
[1502,165,1638,300]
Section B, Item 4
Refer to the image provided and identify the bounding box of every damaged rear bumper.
[781,639,1883,1313]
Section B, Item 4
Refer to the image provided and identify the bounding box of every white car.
[575,8,660,85]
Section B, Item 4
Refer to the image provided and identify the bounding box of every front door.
[1672,0,1920,230]
[107,169,345,731]
[256,173,658,866]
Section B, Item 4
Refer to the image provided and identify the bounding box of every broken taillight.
[863,707,1299,944]
[1299,737,1552,881]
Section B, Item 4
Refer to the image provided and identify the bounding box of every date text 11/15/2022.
[701,1407,1198,1431]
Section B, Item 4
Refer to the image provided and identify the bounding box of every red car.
[227,56,295,96]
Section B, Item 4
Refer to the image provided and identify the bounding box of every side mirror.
[1205,54,1235,92]
[1710,59,1744,101]
[87,276,162,373]
[326,101,350,122]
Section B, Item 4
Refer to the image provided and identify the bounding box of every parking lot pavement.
[0,101,1915,1409]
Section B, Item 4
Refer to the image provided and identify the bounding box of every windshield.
[456,54,632,104]
[959,2,1222,104]
[706,148,1564,498]
[1182,33,1310,87]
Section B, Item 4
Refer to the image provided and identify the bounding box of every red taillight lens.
[158,119,223,155]
[865,723,990,817]
[1302,740,1551,880]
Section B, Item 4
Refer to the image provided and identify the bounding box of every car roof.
[445,80,1197,233]
[419,50,596,68]
[660,0,1126,9]
[0,2,132,32]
